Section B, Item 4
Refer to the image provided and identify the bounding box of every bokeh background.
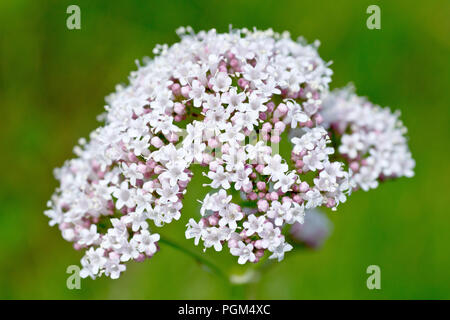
[1,0,449,299]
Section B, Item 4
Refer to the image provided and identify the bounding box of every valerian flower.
[45,27,414,279]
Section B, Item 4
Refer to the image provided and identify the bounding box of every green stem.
[158,236,229,283]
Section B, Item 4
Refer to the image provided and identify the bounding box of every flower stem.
[158,236,229,283]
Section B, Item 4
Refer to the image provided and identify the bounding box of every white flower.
[207,54,221,74]
[118,239,140,262]
[160,160,189,187]
[286,202,305,225]
[218,204,244,230]
[258,77,281,97]
[263,154,288,181]
[101,227,126,251]
[153,143,185,165]
[230,165,252,191]
[207,165,231,189]
[151,91,174,113]
[189,80,205,107]
[304,188,324,209]
[210,72,232,92]
[245,141,270,164]
[133,230,160,255]
[303,149,327,172]
[203,93,222,111]
[281,71,305,93]
[104,253,126,279]
[156,183,179,203]
[339,133,364,159]
[291,127,328,154]
[267,201,291,226]
[243,59,268,84]
[174,61,194,85]
[123,210,148,232]
[323,161,345,180]
[145,206,164,227]
[245,92,268,113]
[353,166,379,191]
[203,227,228,251]
[286,101,309,128]
[80,247,107,279]
[185,218,205,246]
[268,239,293,262]
[274,171,297,193]
[186,140,206,163]
[221,87,246,111]
[314,170,338,192]
[112,181,136,210]
[78,225,100,246]
[131,135,151,157]
[230,241,256,264]
[134,189,154,215]
[204,189,232,213]
[259,222,282,249]
[218,123,245,144]
[222,147,247,172]
[243,214,265,236]
[232,110,259,131]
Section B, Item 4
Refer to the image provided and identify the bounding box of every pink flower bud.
[299,181,309,193]
[167,132,179,143]
[295,160,304,168]
[128,152,138,162]
[256,181,266,191]
[228,239,239,248]
[171,83,181,96]
[208,214,219,226]
[135,254,146,262]
[262,122,272,132]
[350,161,360,172]
[138,163,147,174]
[259,112,267,120]
[255,249,265,258]
[314,113,323,125]
[270,135,281,144]
[242,182,253,193]
[151,136,164,148]
[266,101,275,113]
[274,121,286,132]
[180,85,191,98]
[255,164,265,174]
[254,240,264,249]
[326,198,336,208]
[238,78,249,88]
[270,192,279,201]
[230,58,239,69]
[208,137,219,148]
[293,194,303,203]
[248,192,258,201]
[174,102,185,115]
[277,103,288,115]
[257,199,269,212]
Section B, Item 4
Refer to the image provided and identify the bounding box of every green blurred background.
[1,0,449,299]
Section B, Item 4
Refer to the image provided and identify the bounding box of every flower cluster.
[321,86,415,191]
[45,27,414,279]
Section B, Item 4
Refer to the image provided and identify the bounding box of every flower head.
[45,28,414,279]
